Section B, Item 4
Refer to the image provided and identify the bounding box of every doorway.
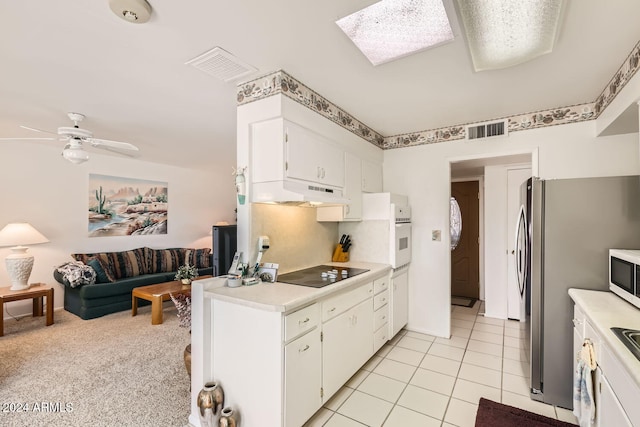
[451,181,480,300]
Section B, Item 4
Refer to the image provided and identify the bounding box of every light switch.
[432,230,441,241]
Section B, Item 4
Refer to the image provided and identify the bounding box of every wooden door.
[451,181,480,298]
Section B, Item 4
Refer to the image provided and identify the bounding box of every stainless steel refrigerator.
[515,175,640,409]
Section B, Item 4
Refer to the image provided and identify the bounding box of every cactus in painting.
[95,186,106,214]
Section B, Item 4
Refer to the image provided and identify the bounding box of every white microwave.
[609,249,640,309]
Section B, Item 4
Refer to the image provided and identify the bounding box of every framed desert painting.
[88,174,168,237]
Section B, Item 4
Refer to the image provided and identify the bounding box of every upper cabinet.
[252,118,344,188]
[317,152,362,222]
[285,120,345,188]
[251,118,347,203]
[362,159,383,193]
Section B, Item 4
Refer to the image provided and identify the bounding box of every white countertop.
[196,262,392,313]
[568,288,640,388]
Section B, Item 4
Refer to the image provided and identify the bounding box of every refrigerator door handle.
[514,205,527,297]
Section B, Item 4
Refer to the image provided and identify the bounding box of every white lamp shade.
[0,222,49,247]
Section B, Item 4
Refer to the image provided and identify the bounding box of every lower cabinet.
[284,328,322,427]
[571,302,635,427]
[322,298,373,400]
[597,368,633,427]
[391,269,409,336]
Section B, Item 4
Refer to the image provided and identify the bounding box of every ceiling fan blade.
[20,125,59,135]
[88,137,139,151]
[92,144,139,158]
[0,136,57,141]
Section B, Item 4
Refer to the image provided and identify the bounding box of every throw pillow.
[86,257,115,283]
[72,248,148,279]
[148,248,182,273]
[184,248,212,268]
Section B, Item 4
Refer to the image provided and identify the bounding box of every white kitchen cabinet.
[362,159,383,193]
[598,369,633,427]
[284,328,322,427]
[317,152,362,222]
[570,298,638,427]
[251,118,344,202]
[193,270,392,427]
[285,120,344,188]
[391,268,409,337]
[323,297,373,400]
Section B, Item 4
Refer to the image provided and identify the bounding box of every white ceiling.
[1,0,639,170]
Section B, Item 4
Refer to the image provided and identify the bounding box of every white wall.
[0,141,235,318]
[383,120,640,337]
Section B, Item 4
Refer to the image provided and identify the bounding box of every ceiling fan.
[0,112,140,164]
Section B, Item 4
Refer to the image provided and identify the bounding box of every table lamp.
[0,223,49,290]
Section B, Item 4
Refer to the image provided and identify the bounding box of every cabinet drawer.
[374,323,389,352]
[373,276,389,294]
[374,305,389,331]
[322,282,373,322]
[284,303,319,342]
[373,290,389,311]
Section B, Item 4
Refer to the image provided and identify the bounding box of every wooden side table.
[0,283,54,337]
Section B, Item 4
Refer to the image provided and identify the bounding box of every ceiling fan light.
[457,0,565,71]
[62,146,90,164]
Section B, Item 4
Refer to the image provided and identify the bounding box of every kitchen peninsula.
[189,262,393,427]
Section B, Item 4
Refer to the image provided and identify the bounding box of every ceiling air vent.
[466,120,507,141]
[185,46,257,83]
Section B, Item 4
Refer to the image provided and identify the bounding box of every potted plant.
[175,262,198,284]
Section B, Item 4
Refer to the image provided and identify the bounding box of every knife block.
[332,244,349,262]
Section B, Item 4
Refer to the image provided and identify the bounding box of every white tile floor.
[303,301,579,427]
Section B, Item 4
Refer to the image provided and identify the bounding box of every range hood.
[252,180,350,205]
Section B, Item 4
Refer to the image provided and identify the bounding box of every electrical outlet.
[432,230,441,241]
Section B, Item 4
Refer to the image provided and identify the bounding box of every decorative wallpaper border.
[237,71,385,148]
[237,38,640,150]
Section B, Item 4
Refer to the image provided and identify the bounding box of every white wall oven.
[392,205,412,268]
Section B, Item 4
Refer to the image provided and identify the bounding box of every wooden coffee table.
[0,283,54,336]
[132,276,211,325]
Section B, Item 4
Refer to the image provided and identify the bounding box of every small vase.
[219,407,240,427]
[184,344,191,378]
[197,381,225,427]
[181,278,192,285]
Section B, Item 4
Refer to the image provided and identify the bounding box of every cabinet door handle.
[382,316,386,320]
[299,344,310,353]
[299,317,310,325]
[317,166,321,178]
[381,298,386,302]
[329,307,336,313]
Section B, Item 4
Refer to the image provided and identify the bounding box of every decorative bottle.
[196,381,224,427]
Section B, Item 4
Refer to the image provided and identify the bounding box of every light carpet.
[0,304,190,427]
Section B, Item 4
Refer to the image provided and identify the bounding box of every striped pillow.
[147,248,183,274]
[72,248,148,279]
[184,248,212,268]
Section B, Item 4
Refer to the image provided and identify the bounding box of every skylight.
[457,0,565,71]
[336,0,454,66]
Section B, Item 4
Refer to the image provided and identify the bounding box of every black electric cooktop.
[277,265,370,288]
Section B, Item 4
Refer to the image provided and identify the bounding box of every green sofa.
[54,247,213,320]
